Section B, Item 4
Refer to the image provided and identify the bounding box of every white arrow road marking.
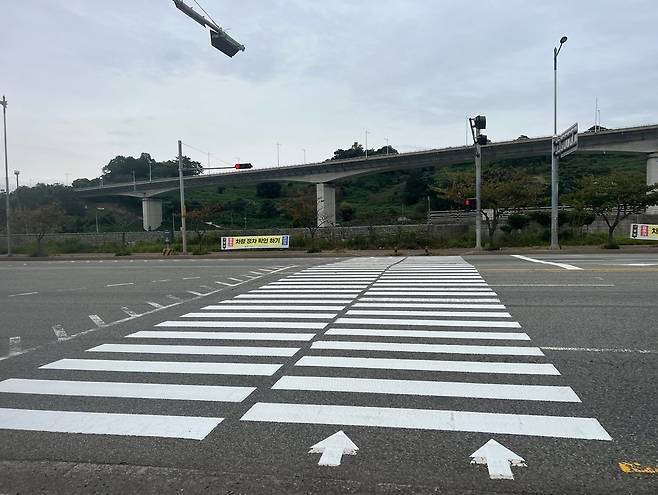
[146,301,165,309]
[88,315,105,327]
[8,337,21,355]
[52,325,68,341]
[309,430,358,466]
[121,307,140,317]
[470,439,526,480]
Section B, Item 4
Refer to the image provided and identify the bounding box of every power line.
[181,142,233,167]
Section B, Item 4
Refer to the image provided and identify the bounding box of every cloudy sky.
[1,0,657,186]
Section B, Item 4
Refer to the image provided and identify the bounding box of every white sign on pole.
[555,123,578,157]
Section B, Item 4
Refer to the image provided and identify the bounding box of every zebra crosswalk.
[241,256,613,442]
[0,256,612,447]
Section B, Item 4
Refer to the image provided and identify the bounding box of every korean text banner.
[221,235,290,250]
[630,224,658,240]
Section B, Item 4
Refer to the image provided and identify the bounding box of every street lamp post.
[469,115,487,250]
[276,143,281,167]
[95,207,105,234]
[1,95,10,256]
[178,140,188,255]
[551,35,568,250]
[365,130,370,159]
[302,148,306,164]
[14,170,19,190]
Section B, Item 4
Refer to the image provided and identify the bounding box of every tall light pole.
[178,140,188,254]
[385,137,389,155]
[469,115,487,250]
[551,35,568,250]
[302,148,306,164]
[276,143,281,166]
[14,170,19,190]
[1,95,10,256]
[365,130,370,159]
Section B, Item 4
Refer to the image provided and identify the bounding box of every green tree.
[256,182,282,198]
[564,172,658,248]
[338,202,355,222]
[435,169,545,248]
[12,205,69,254]
[259,199,279,218]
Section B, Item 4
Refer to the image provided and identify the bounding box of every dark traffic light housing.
[210,29,245,57]
[476,134,488,145]
[473,115,486,130]
[234,163,253,170]
[464,198,476,211]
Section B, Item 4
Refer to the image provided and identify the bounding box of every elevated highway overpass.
[75,125,658,229]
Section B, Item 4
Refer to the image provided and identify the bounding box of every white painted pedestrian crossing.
[335,317,522,328]
[346,309,512,318]
[87,343,300,357]
[180,312,337,320]
[272,376,580,402]
[237,293,353,300]
[354,302,506,309]
[202,304,346,311]
[311,340,544,356]
[296,355,560,374]
[325,328,531,341]
[41,359,282,376]
[0,378,255,402]
[359,297,501,303]
[156,321,328,329]
[0,408,222,440]
[127,331,316,341]
[241,403,611,440]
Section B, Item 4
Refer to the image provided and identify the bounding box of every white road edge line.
[510,255,583,270]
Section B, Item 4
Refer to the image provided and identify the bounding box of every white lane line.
[335,317,521,329]
[215,281,233,286]
[146,301,165,309]
[273,376,580,402]
[326,328,531,341]
[346,309,512,318]
[41,359,281,376]
[511,255,583,270]
[127,331,316,341]
[52,325,69,341]
[121,307,140,317]
[182,276,201,280]
[199,285,213,290]
[166,294,182,301]
[360,297,501,303]
[88,343,300,357]
[241,403,611,440]
[354,302,506,309]
[312,341,543,356]
[296,356,558,375]
[154,279,171,283]
[186,290,204,296]
[106,283,135,287]
[228,277,244,282]
[239,294,353,300]
[202,305,346,311]
[0,408,222,440]
[8,292,38,297]
[0,379,255,402]
[156,320,327,329]
[181,312,337,320]
[541,346,657,354]
[249,271,264,275]
[88,315,105,327]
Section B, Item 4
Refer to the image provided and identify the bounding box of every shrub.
[528,210,551,227]
[507,213,530,230]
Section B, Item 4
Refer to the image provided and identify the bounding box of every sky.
[1,0,657,187]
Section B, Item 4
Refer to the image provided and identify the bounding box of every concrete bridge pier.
[316,183,336,227]
[142,197,163,231]
[647,152,658,214]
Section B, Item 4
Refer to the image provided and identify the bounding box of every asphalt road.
[0,253,656,494]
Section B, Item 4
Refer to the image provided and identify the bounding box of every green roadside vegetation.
[1,144,656,256]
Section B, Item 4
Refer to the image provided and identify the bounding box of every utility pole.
[365,130,369,159]
[2,95,11,256]
[132,170,136,191]
[276,143,281,167]
[385,137,389,155]
[302,148,306,164]
[551,36,568,250]
[178,140,188,254]
[14,170,19,190]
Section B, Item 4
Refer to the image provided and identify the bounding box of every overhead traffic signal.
[210,29,245,58]
[234,163,253,170]
[464,198,476,211]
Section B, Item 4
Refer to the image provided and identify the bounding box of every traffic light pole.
[178,140,188,255]
[2,96,10,257]
[475,128,482,250]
